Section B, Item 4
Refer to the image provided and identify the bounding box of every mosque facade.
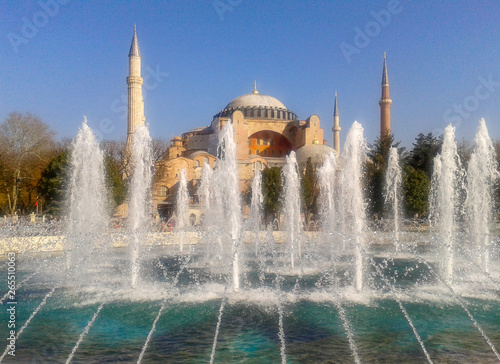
[125,29,391,222]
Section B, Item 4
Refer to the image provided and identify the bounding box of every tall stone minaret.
[332,91,341,154]
[379,52,392,140]
[126,25,145,154]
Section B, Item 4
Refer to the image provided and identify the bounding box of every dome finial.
[313,133,319,144]
[253,80,258,94]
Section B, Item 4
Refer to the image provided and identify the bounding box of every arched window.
[248,149,252,155]
[158,186,169,197]
[270,139,275,146]
[204,157,209,165]
[194,160,200,167]
[271,150,275,156]
[256,150,260,155]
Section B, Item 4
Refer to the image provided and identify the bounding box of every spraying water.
[319,151,338,235]
[338,121,367,292]
[199,162,213,210]
[128,125,153,288]
[176,168,189,253]
[249,169,264,232]
[67,118,108,268]
[465,118,499,273]
[385,147,402,244]
[429,124,464,284]
[212,121,242,292]
[282,151,302,270]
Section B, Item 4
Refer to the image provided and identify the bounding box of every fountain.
[282,151,302,270]
[385,147,402,245]
[429,124,464,284]
[465,118,499,274]
[128,124,153,289]
[67,117,108,269]
[175,168,189,253]
[1,119,499,363]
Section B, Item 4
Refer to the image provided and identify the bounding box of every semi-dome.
[295,143,336,168]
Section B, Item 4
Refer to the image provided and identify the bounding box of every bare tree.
[0,112,55,215]
[151,137,170,165]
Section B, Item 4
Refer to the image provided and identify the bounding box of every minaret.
[379,52,392,140]
[332,91,341,154]
[126,25,145,153]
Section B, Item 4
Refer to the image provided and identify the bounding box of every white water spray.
[283,151,302,270]
[129,125,153,288]
[176,168,189,253]
[385,147,402,244]
[67,118,108,268]
[338,121,367,292]
[465,118,499,273]
[429,124,464,284]
[319,151,338,235]
[212,122,242,292]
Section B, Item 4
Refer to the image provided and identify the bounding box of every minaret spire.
[126,26,145,160]
[382,52,389,86]
[379,53,392,140]
[129,25,141,57]
[332,91,341,154]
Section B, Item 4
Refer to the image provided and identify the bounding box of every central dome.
[214,84,298,121]
[225,93,287,110]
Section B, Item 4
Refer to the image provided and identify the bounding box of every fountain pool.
[0,119,499,363]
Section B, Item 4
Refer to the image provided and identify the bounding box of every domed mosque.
[125,29,391,222]
[153,82,336,221]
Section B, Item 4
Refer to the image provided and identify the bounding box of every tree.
[402,165,430,217]
[104,155,127,209]
[301,158,319,228]
[406,132,442,179]
[38,151,69,216]
[262,166,282,224]
[365,134,401,218]
[0,112,55,215]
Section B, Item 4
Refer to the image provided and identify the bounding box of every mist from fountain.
[175,168,189,253]
[128,125,153,288]
[249,168,263,233]
[211,121,242,292]
[67,117,108,268]
[429,124,464,284]
[338,121,368,292]
[199,162,213,210]
[465,118,499,273]
[385,147,402,244]
[282,151,302,270]
[319,151,338,236]
[4,119,500,363]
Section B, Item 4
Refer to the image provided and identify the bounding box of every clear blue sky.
[1,0,499,149]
